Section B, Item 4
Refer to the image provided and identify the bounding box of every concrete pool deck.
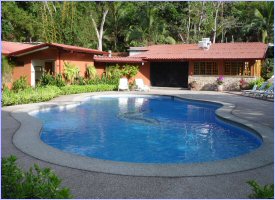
[2,90,274,198]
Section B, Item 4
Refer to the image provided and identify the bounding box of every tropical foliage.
[63,62,80,84]
[1,56,14,88]
[2,1,273,52]
[247,180,274,199]
[2,155,73,199]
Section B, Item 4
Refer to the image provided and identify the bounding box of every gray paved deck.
[1,90,274,198]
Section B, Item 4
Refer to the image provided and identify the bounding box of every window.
[224,61,251,76]
[194,62,218,75]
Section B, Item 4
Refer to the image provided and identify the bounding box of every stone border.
[10,92,274,177]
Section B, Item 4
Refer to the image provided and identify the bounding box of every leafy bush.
[247,180,274,199]
[2,84,116,106]
[2,86,62,106]
[121,64,139,79]
[39,73,56,86]
[1,56,14,88]
[262,58,274,80]
[55,73,66,87]
[87,74,119,86]
[248,77,265,89]
[12,76,29,92]
[106,64,122,80]
[2,155,72,199]
[61,84,116,95]
[63,62,80,84]
[73,76,86,85]
[86,64,97,79]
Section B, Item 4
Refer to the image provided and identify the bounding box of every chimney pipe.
[108,50,112,57]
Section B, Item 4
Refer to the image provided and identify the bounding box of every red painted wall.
[9,47,96,86]
[136,62,150,86]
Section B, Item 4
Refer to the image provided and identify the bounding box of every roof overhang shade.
[94,56,145,63]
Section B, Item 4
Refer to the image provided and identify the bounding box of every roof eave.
[9,43,108,57]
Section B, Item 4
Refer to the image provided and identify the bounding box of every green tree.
[253,1,274,43]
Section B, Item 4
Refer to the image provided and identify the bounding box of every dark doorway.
[45,61,55,74]
[150,62,189,87]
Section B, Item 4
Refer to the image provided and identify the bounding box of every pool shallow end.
[11,93,274,177]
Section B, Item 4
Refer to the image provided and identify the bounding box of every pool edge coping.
[7,92,274,177]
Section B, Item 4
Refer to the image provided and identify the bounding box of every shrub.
[247,180,274,199]
[73,76,86,85]
[39,73,56,86]
[121,64,139,79]
[60,84,116,95]
[248,78,265,89]
[55,73,66,87]
[2,86,62,106]
[12,76,29,92]
[239,78,250,90]
[86,64,97,79]
[262,58,274,80]
[2,84,116,106]
[106,65,122,79]
[1,56,14,88]
[87,74,119,86]
[2,155,73,199]
[64,62,80,84]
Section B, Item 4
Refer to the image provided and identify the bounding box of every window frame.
[224,61,251,76]
[193,61,218,75]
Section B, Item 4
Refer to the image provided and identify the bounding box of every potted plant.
[216,76,224,91]
[189,81,199,91]
[239,78,250,90]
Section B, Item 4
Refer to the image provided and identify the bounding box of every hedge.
[2,84,116,106]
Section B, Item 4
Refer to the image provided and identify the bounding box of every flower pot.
[217,85,224,92]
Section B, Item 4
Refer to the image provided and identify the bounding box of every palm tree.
[254,1,274,43]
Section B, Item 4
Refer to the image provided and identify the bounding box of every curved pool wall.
[11,93,274,177]
[34,95,262,164]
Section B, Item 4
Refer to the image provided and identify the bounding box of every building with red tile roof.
[2,41,107,87]
[2,40,269,90]
[95,42,268,90]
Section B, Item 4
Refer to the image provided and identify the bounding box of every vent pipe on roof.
[108,50,112,57]
[198,38,211,50]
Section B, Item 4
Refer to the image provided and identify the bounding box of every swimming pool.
[33,95,262,164]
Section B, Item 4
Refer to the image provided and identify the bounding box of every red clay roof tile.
[131,42,268,60]
[94,56,144,63]
[2,41,35,55]
[2,41,108,56]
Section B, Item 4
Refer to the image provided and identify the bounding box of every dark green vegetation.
[247,180,274,199]
[2,155,73,199]
[261,58,274,80]
[2,1,274,51]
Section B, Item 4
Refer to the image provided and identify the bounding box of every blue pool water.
[34,95,262,163]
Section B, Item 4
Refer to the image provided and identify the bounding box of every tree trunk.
[186,2,191,44]
[212,2,221,44]
[91,9,108,51]
[198,1,205,34]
